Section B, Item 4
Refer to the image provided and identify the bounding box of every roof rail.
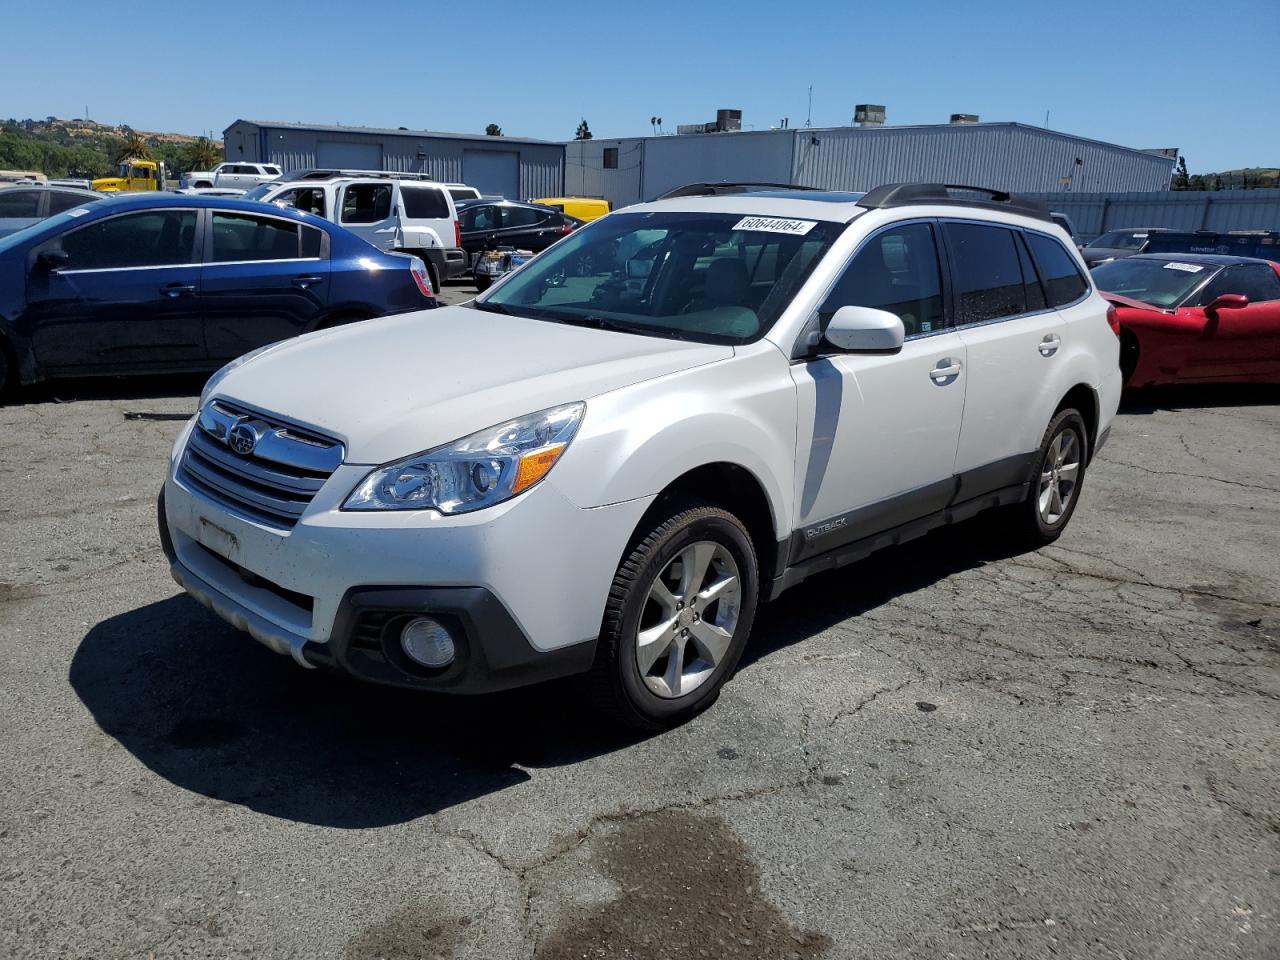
[655,181,823,200]
[278,168,436,183]
[857,183,1051,222]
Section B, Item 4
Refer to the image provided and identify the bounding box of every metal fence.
[1023,189,1280,240]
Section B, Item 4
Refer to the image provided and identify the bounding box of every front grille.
[179,400,344,529]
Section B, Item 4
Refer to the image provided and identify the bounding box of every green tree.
[575,119,593,140]
[1187,174,1207,191]
[113,129,153,163]
[485,123,502,136]
[1213,175,1223,191]
[184,136,221,171]
[1171,155,1189,191]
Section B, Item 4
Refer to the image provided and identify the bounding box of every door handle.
[161,282,196,298]
[1039,334,1062,357]
[929,358,962,384]
[292,275,323,289]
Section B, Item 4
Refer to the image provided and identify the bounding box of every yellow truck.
[92,158,166,193]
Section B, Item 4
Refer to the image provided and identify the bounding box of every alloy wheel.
[634,541,742,699]
[1038,427,1082,525]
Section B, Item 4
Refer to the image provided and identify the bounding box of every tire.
[422,257,440,296]
[589,498,759,729]
[474,275,492,292]
[1001,408,1089,548]
[0,338,15,401]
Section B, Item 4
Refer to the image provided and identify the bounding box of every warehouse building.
[224,118,1175,210]
[222,119,565,201]
[568,122,1177,209]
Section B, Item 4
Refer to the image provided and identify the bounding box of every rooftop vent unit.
[677,109,743,135]
[950,113,980,124]
[854,104,886,127]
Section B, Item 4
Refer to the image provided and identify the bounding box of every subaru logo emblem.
[228,422,260,456]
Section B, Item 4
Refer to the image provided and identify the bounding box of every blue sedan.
[0,192,437,395]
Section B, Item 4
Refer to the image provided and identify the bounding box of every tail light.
[409,257,435,299]
[454,218,462,248]
[557,222,573,236]
[1106,303,1121,337]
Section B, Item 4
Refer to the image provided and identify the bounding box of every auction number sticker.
[732,216,816,236]
[65,207,91,218]
[1163,261,1204,273]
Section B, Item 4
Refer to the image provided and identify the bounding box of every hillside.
[0,117,223,179]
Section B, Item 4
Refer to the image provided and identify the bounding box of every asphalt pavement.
[0,341,1276,958]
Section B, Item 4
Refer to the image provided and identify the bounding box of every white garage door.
[463,150,520,199]
[317,140,383,170]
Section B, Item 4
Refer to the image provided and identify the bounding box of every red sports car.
[1092,253,1280,387]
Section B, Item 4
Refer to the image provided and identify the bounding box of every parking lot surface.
[1,358,1276,957]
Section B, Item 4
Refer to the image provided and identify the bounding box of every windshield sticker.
[65,207,91,217]
[732,216,816,236]
[1163,261,1204,273]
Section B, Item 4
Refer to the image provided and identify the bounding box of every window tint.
[340,183,393,223]
[461,204,498,231]
[0,190,41,217]
[300,224,324,259]
[823,222,945,337]
[501,205,544,228]
[264,166,281,176]
[1026,232,1089,307]
[1016,233,1046,312]
[211,212,301,262]
[47,191,90,215]
[945,223,1028,323]
[603,147,619,169]
[60,210,198,269]
[1199,264,1280,305]
[278,187,325,217]
[400,185,449,220]
[448,187,479,202]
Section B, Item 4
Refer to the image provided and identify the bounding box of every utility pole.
[806,86,813,127]
[1044,109,1050,128]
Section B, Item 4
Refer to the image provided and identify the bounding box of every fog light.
[400,617,456,668]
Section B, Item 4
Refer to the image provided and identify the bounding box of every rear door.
[1187,263,1280,379]
[200,209,331,361]
[337,180,397,250]
[946,221,1072,495]
[26,207,204,370]
[498,204,559,251]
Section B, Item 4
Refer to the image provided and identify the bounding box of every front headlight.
[343,402,585,514]
[199,344,276,406]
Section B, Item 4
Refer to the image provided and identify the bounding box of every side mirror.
[823,305,905,352]
[36,249,69,271]
[1207,293,1249,314]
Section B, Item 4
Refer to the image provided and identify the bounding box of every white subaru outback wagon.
[159,182,1122,728]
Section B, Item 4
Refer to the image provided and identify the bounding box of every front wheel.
[1001,408,1089,547]
[590,498,759,729]
[474,275,492,292]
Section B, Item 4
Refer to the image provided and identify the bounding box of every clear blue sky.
[4,0,1277,172]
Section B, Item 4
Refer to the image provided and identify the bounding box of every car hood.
[211,305,734,464]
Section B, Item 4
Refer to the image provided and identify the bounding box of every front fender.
[551,344,797,537]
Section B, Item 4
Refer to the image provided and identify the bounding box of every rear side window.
[501,205,544,228]
[401,185,449,220]
[211,212,303,262]
[943,222,1028,324]
[823,222,945,337]
[0,190,40,217]
[341,184,393,223]
[448,187,480,202]
[48,191,90,215]
[300,224,324,258]
[1026,232,1089,307]
[60,210,197,269]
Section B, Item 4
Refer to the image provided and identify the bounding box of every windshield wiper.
[472,300,513,315]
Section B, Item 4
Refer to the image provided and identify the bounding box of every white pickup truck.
[180,162,282,190]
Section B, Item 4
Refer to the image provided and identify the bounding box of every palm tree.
[184,136,221,171]
[113,128,153,163]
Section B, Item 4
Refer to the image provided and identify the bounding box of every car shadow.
[7,372,207,406]
[1120,382,1280,414]
[70,523,1027,829]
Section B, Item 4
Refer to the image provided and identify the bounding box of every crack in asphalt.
[1100,456,1280,494]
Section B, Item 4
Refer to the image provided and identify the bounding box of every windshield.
[1088,230,1149,251]
[476,211,843,344]
[1091,257,1216,308]
[242,184,274,201]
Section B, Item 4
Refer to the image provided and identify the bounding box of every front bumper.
[159,452,651,693]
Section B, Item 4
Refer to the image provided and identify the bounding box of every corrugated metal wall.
[563,123,1176,210]
[791,124,1173,193]
[1023,189,1280,240]
[225,122,563,200]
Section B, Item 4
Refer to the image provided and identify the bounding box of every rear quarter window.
[1026,232,1089,307]
[401,186,450,220]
